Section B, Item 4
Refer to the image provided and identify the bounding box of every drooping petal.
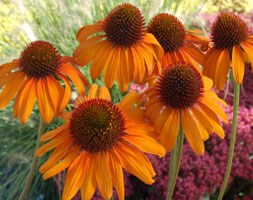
[45,77,64,114]
[36,78,54,124]
[16,78,37,124]
[0,72,26,108]
[159,109,180,152]
[59,63,88,95]
[90,40,113,80]
[215,49,230,90]
[240,41,253,71]
[203,48,222,81]
[40,124,69,142]
[95,152,113,199]
[200,96,229,123]
[123,133,165,157]
[108,152,124,200]
[113,141,155,184]
[57,73,71,113]
[62,152,88,200]
[232,45,245,84]
[181,109,204,155]
[80,154,96,200]
[39,140,72,173]
[42,146,80,179]
[103,47,120,88]
[36,131,72,157]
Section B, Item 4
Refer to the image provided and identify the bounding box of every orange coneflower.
[73,3,163,92]
[36,84,165,200]
[203,12,253,90]
[0,41,89,124]
[143,62,228,155]
[147,13,209,72]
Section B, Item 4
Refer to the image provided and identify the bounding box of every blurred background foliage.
[0,0,252,199]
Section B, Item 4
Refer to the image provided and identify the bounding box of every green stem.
[218,83,240,200]
[166,114,184,200]
[19,117,46,200]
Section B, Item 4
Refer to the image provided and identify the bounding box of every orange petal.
[43,146,80,180]
[103,47,120,88]
[76,21,104,42]
[159,109,180,152]
[117,48,130,92]
[39,140,72,173]
[59,63,88,95]
[181,44,206,66]
[117,91,140,111]
[203,76,213,91]
[95,153,113,199]
[90,40,113,80]
[198,103,225,139]
[200,96,229,123]
[62,152,88,200]
[113,141,155,184]
[232,45,245,84]
[97,86,111,100]
[36,78,54,124]
[57,73,71,113]
[17,78,36,124]
[74,39,107,66]
[203,48,222,81]
[143,33,164,59]
[181,109,204,155]
[215,49,230,90]
[40,124,69,142]
[80,154,96,200]
[123,134,165,157]
[0,60,19,76]
[109,152,124,200]
[0,72,26,109]
[36,131,72,157]
[131,46,145,83]
[45,77,64,114]
[87,84,99,99]
[240,41,253,72]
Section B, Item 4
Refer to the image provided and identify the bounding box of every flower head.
[147,13,208,71]
[203,12,253,89]
[36,84,165,200]
[0,41,89,124]
[73,3,163,91]
[143,62,228,155]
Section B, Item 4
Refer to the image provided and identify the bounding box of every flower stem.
[218,83,240,200]
[166,115,184,200]
[19,117,46,200]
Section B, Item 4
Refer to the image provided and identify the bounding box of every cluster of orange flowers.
[1,3,253,200]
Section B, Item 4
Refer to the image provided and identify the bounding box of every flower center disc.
[19,41,61,78]
[147,13,185,52]
[70,98,125,153]
[211,12,248,49]
[157,63,203,109]
[104,3,146,47]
